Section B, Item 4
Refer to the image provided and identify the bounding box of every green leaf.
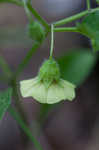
[0,88,12,120]
[27,21,45,42]
[96,0,99,4]
[76,11,99,51]
[58,49,97,86]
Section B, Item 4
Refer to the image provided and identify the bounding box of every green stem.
[0,55,29,140]
[22,0,33,22]
[0,0,23,6]
[87,0,91,10]
[49,24,54,59]
[27,3,49,30]
[11,79,28,124]
[14,42,40,78]
[11,79,30,144]
[1,0,49,30]
[54,27,78,32]
[0,55,12,79]
[8,106,43,150]
[54,7,99,27]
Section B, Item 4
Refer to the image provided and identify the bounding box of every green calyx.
[27,21,45,42]
[38,59,61,88]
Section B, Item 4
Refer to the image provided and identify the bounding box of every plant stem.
[14,42,40,78]
[8,106,43,150]
[54,7,99,27]
[54,27,78,32]
[0,0,23,6]
[0,55,12,79]
[0,54,30,144]
[22,0,33,22]
[1,0,49,30]
[0,55,28,125]
[49,24,54,59]
[27,3,49,30]
[87,0,91,10]
[11,79,30,144]
[11,79,28,123]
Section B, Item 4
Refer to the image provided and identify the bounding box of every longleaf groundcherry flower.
[20,59,76,104]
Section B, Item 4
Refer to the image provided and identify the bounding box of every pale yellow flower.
[20,77,75,104]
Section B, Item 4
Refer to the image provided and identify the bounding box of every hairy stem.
[54,7,99,27]
[9,106,43,150]
[22,0,33,22]
[27,3,49,30]
[49,24,54,59]
[54,27,78,32]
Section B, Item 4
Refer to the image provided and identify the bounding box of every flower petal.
[61,79,75,101]
[20,77,47,103]
[47,83,66,104]
[20,77,38,97]
[20,76,76,104]
[30,82,47,103]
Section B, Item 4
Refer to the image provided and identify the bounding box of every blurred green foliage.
[0,88,12,120]
[58,49,97,86]
[77,11,99,51]
[96,0,99,4]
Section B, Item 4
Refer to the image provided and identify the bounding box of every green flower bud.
[27,21,45,42]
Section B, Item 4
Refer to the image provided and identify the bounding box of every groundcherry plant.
[0,0,99,149]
